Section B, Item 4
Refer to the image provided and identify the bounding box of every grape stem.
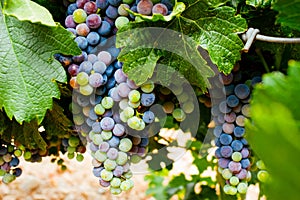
[242,28,300,52]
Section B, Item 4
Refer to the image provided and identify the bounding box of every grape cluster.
[209,71,262,195]
[0,140,22,184]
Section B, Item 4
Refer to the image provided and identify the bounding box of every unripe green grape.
[104,159,117,170]
[89,131,97,141]
[231,152,242,162]
[74,114,85,125]
[68,136,80,147]
[128,100,140,108]
[111,177,122,187]
[76,154,84,162]
[123,107,135,118]
[101,131,113,140]
[182,101,194,114]
[172,108,186,122]
[118,4,130,16]
[7,145,14,153]
[115,16,129,29]
[237,182,248,194]
[141,81,155,93]
[0,169,6,176]
[92,134,103,145]
[110,187,122,195]
[67,146,76,154]
[119,138,133,152]
[128,90,141,103]
[122,0,134,5]
[127,116,141,130]
[67,152,75,159]
[100,169,113,181]
[229,176,239,186]
[256,160,266,170]
[116,152,128,165]
[101,97,114,109]
[2,173,16,184]
[222,168,232,180]
[94,150,107,162]
[80,84,94,96]
[76,72,89,86]
[73,9,87,23]
[23,151,32,160]
[123,171,133,179]
[94,104,105,115]
[120,111,129,122]
[257,170,269,182]
[131,154,142,164]
[120,179,134,191]
[0,157,5,165]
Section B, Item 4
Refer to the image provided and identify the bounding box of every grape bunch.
[209,70,262,195]
[0,140,22,184]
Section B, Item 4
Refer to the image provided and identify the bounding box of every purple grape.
[107,148,118,160]
[89,73,103,87]
[96,0,109,9]
[113,165,124,177]
[75,36,88,49]
[224,112,236,123]
[233,126,245,137]
[108,0,122,6]
[87,32,100,45]
[99,142,110,152]
[93,166,104,177]
[106,5,119,19]
[228,161,242,173]
[215,148,222,158]
[100,117,115,130]
[107,136,120,148]
[99,178,111,187]
[219,101,232,113]
[137,0,153,15]
[112,124,125,136]
[65,15,76,28]
[97,21,112,36]
[241,148,250,158]
[84,1,97,14]
[241,158,251,169]
[86,14,102,29]
[218,158,230,168]
[231,140,243,151]
[67,3,77,15]
[220,146,233,158]
[141,93,155,107]
[219,134,233,145]
[76,0,89,8]
[234,84,250,99]
[152,3,168,16]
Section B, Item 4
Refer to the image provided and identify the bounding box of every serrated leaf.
[246,0,274,8]
[0,7,81,124]
[273,0,300,31]
[3,0,56,26]
[127,1,186,22]
[246,60,300,200]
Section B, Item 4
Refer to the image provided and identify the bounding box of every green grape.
[119,99,129,110]
[123,107,135,118]
[115,16,129,29]
[23,151,32,160]
[100,169,113,181]
[94,104,105,115]
[120,111,129,122]
[2,173,16,184]
[123,171,133,179]
[73,114,85,125]
[94,150,107,162]
[172,84,183,95]
[128,101,140,108]
[237,182,248,194]
[92,134,103,145]
[111,177,122,187]
[104,159,117,170]
[222,168,232,180]
[172,108,186,122]
[257,170,269,182]
[128,90,141,103]
[136,120,145,131]
[0,169,6,176]
[89,131,97,141]
[3,154,12,162]
[141,81,155,93]
[131,154,142,164]
[101,131,113,140]
[229,176,239,186]
[67,146,76,154]
[68,136,80,147]
[101,97,114,109]
[7,145,14,153]
[80,84,94,96]
[231,152,242,162]
[0,157,4,165]
[110,187,122,195]
[119,138,133,152]
[116,152,128,165]
[127,116,141,130]
[67,152,75,159]
[256,160,266,170]
[76,154,84,162]
[73,9,87,23]
[182,101,194,114]
[122,0,134,4]
[223,184,231,194]
[178,92,189,102]
[120,179,134,191]
[76,72,89,86]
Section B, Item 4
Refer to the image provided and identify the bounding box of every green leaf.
[0,7,81,124]
[3,0,56,26]
[42,102,73,138]
[116,2,246,91]
[126,1,186,22]
[246,60,300,200]
[246,0,274,8]
[273,0,300,31]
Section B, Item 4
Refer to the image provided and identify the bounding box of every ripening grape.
[86,14,102,29]
[84,1,98,14]
[152,3,168,16]
[137,0,153,15]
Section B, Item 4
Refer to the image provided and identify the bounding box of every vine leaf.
[116,1,246,92]
[3,0,56,26]
[0,5,81,124]
[245,0,274,8]
[273,0,300,31]
[246,60,300,200]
